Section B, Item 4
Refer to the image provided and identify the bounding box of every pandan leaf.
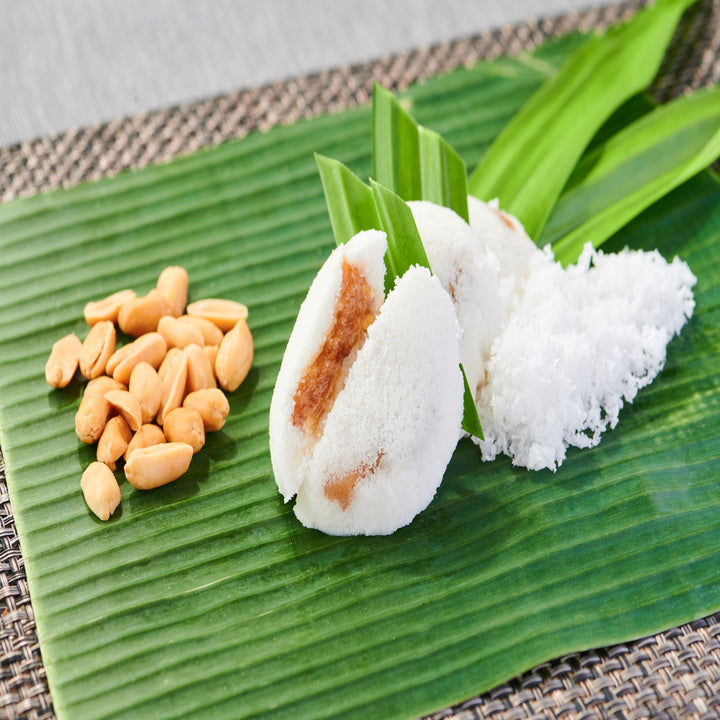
[369,179,431,287]
[372,83,422,202]
[543,85,720,264]
[315,152,380,245]
[461,367,484,440]
[418,127,469,222]
[372,83,469,221]
[468,0,698,239]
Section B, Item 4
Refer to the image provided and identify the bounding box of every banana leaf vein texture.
[1,34,719,720]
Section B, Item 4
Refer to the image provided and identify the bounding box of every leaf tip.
[461,365,484,440]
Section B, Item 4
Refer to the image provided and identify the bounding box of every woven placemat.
[1,1,720,718]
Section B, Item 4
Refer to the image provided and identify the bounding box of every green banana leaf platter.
[0,33,719,720]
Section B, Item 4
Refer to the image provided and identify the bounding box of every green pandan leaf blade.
[461,366,484,440]
[545,86,720,265]
[315,153,381,246]
[468,0,697,239]
[372,84,422,201]
[372,83,469,221]
[315,154,429,280]
[419,126,469,222]
[316,151,430,284]
[369,179,430,288]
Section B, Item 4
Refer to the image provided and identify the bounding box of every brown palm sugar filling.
[324,453,383,510]
[292,259,377,437]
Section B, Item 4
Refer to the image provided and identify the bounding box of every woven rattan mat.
[2,1,720,718]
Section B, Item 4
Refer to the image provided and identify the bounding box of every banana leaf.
[1,33,719,720]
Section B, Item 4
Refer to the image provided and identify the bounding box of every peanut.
[75,391,110,444]
[97,416,132,469]
[216,319,253,392]
[45,333,82,388]
[124,442,194,490]
[105,390,143,432]
[163,408,205,454]
[111,332,167,384]
[118,289,172,337]
[183,388,230,432]
[85,375,126,397]
[47,264,257,522]
[105,343,133,377]
[158,347,181,381]
[157,349,188,425]
[203,344,219,371]
[186,298,249,332]
[79,320,116,379]
[129,362,162,424]
[80,462,121,521]
[124,423,166,461]
[83,289,136,325]
[156,266,188,317]
[178,315,223,346]
[157,315,204,349]
[184,343,216,393]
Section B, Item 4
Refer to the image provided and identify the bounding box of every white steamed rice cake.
[269,229,464,535]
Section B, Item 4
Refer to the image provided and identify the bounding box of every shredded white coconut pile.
[473,240,697,471]
[394,196,702,472]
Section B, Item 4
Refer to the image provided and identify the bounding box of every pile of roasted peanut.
[45,266,253,521]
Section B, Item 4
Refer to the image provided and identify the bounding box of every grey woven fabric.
[0,0,659,204]
[1,1,719,718]
[0,0,639,148]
